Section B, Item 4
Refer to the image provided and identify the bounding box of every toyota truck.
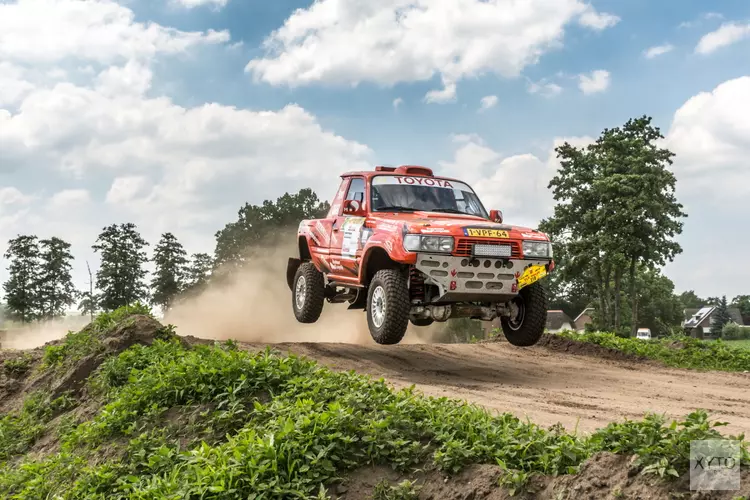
[287,165,554,345]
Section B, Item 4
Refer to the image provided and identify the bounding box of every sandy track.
[240,340,750,435]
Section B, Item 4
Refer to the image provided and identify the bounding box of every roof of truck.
[341,165,460,182]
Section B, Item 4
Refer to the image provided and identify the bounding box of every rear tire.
[501,281,547,346]
[410,318,434,327]
[292,262,325,323]
[367,269,409,345]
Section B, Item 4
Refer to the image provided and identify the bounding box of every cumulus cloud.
[695,22,750,54]
[527,78,563,98]
[245,0,619,100]
[479,95,499,112]
[0,0,373,290]
[644,44,675,59]
[663,76,750,295]
[578,69,610,94]
[171,0,229,9]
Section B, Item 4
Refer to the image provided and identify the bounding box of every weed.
[372,478,421,500]
[556,330,750,372]
[3,353,34,376]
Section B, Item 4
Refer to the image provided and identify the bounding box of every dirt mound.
[535,333,651,364]
[332,453,750,500]
[0,314,173,415]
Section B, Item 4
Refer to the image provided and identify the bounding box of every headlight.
[403,235,454,253]
[522,240,552,259]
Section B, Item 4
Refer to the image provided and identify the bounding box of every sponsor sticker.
[341,217,366,259]
[421,227,450,234]
[517,264,547,290]
[373,175,473,191]
[464,227,510,238]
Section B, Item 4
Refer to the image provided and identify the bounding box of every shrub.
[722,323,750,341]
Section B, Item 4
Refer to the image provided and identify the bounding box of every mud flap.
[286,257,302,291]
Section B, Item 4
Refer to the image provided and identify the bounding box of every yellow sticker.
[517,264,548,290]
[465,228,510,238]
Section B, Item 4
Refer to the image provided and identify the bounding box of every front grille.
[454,238,521,258]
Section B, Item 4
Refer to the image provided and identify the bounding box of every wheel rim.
[295,275,307,310]
[508,297,525,331]
[371,285,386,328]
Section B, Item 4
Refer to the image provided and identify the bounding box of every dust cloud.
[1,316,90,350]
[165,243,441,345]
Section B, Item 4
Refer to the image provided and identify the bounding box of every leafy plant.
[3,353,34,376]
[372,478,421,500]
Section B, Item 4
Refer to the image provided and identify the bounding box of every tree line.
[1,189,329,323]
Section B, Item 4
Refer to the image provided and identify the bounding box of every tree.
[731,295,750,323]
[93,223,150,311]
[678,290,705,310]
[624,268,683,337]
[184,253,213,292]
[542,116,686,335]
[78,261,98,321]
[37,237,77,319]
[214,188,329,268]
[2,235,41,323]
[710,295,732,337]
[150,233,188,311]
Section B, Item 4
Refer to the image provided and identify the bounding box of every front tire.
[367,269,409,345]
[501,281,547,346]
[292,262,325,323]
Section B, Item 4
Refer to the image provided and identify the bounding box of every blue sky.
[0,0,749,303]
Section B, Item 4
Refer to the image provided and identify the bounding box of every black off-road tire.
[410,318,434,327]
[501,281,547,347]
[292,262,325,323]
[367,269,410,345]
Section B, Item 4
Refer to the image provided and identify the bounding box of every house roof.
[683,306,745,327]
[546,310,574,330]
[573,307,594,324]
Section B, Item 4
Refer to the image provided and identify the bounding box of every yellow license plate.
[465,228,509,238]
[517,265,547,290]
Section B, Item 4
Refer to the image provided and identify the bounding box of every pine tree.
[37,237,77,319]
[185,253,213,289]
[2,235,42,323]
[150,232,188,311]
[93,223,150,311]
[710,295,732,337]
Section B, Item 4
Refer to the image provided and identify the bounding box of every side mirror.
[489,209,503,223]
[343,199,365,216]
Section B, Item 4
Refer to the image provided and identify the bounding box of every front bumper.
[414,253,551,303]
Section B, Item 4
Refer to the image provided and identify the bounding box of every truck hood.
[368,212,549,240]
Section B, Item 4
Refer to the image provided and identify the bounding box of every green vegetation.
[373,479,421,500]
[1,308,748,499]
[2,353,33,376]
[556,330,750,372]
[42,302,154,368]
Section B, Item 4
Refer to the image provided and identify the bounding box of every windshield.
[370,175,488,217]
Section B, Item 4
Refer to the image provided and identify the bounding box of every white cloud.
[424,80,457,104]
[171,0,229,9]
[578,69,610,94]
[0,0,229,65]
[393,97,403,109]
[578,8,620,31]
[527,78,563,98]
[50,189,91,208]
[0,0,373,291]
[644,44,675,59]
[695,22,750,54]
[245,0,619,99]
[479,95,499,112]
[662,76,750,296]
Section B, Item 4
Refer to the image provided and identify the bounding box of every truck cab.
[288,165,555,345]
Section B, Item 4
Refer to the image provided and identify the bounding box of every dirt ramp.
[0,314,173,414]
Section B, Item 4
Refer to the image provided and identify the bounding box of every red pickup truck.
[287,165,554,345]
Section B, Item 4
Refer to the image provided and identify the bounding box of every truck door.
[328,176,366,282]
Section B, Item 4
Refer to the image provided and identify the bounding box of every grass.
[0,309,748,498]
[555,330,750,372]
[722,339,750,350]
